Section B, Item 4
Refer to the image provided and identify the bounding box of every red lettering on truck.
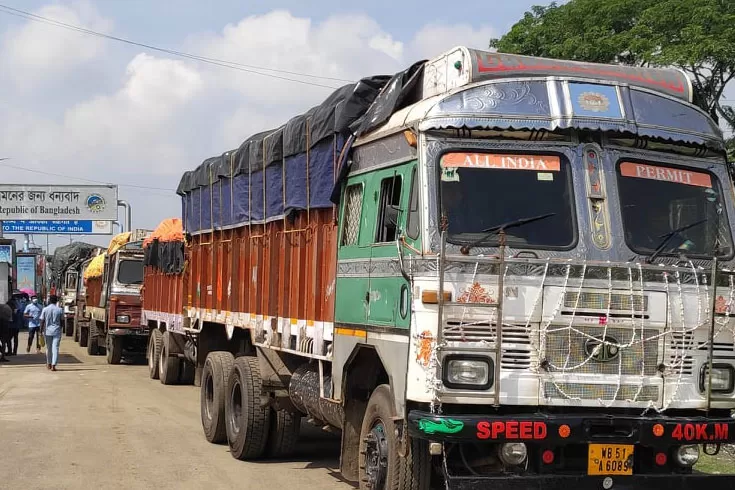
[476,421,548,440]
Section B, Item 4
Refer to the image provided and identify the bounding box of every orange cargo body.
[184,208,337,330]
[142,267,183,315]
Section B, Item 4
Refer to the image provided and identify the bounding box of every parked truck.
[84,230,150,364]
[143,46,735,489]
[50,242,98,337]
[74,255,95,346]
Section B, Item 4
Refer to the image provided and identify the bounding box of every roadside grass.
[695,448,734,474]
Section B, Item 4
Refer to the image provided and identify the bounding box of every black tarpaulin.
[51,242,98,288]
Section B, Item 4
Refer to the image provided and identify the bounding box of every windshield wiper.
[459,212,556,255]
[646,218,708,264]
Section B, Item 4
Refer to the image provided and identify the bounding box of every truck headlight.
[443,356,492,390]
[116,315,130,324]
[700,364,734,393]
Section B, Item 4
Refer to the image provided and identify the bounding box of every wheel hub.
[363,421,388,489]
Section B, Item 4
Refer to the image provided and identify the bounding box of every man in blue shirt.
[40,295,64,371]
[24,295,43,354]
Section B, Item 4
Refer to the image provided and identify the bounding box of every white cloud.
[0,5,503,240]
[408,23,498,60]
[1,1,112,90]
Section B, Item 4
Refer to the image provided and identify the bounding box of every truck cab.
[86,231,150,364]
[74,257,93,346]
[62,268,78,336]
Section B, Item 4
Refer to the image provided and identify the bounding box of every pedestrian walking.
[0,300,12,359]
[39,295,64,371]
[24,295,43,354]
[7,297,23,356]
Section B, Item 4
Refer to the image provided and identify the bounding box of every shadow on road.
[257,423,357,488]
[0,352,82,366]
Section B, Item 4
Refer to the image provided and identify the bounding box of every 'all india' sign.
[0,185,118,221]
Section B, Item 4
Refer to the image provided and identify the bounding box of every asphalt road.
[0,332,352,490]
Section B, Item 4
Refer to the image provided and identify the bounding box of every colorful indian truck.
[50,242,98,337]
[143,46,735,489]
[84,230,150,363]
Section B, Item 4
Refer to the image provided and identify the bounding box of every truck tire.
[179,361,196,385]
[87,323,101,356]
[225,356,271,460]
[106,335,123,365]
[266,409,301,458]
[148,329,162,380]
[159,331,180,385]
[358,385,431,490]
[201,351,235,444]
[79,325,89,347]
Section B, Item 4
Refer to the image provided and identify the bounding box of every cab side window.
[376,175,402,243]
[341,183,364,246]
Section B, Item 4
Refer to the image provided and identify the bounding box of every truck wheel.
[148,329,162,380]
[225,356,270,460]
[79,326,89,347]
[87,323,100,356]
[106,335,123,365]
[201,351,235,444]
[159,331,180,385]
[358,385,431,490]
[65,318,74,337]
[266,409,301,458]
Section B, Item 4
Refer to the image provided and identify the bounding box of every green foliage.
[491,0,735,130]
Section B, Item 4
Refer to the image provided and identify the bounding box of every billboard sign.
[16,255,36,291]
[2,220,113,234]
[0,185,118,221]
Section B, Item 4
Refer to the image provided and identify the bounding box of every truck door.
[99,255,111,309]
[335,173,373,327]
[367,162,417,329]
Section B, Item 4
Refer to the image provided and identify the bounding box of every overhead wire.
[0,3,353,89]
[0,161,178,196]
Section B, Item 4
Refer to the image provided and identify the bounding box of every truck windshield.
[117,259,143,285]
[617,161,733,259]
[439,151,576,249]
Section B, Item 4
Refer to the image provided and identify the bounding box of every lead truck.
[143,47,735,489]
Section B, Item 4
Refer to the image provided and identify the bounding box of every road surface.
[0,332,351,490]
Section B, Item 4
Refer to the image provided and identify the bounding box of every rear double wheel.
[159,331,181,385]
[147,329,162,379]
[225,356,271,460]
[201,351,235,443]
[87,323,101,356]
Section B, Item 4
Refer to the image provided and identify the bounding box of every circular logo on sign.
[578,91,610,113]
[86,194,106,213]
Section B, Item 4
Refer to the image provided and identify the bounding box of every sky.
[0,1,732,253]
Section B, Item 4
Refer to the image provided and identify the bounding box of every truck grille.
[543,382,659,402]
[564,292,647,312]
[544,326,659,376]
[443,321,532,370]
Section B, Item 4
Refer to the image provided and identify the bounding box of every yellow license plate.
[588,444,634,476]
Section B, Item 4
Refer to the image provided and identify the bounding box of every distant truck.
[74,256,95,346]
[50,242,97,337]
[83,230,150,363]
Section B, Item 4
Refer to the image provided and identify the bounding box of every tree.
[491,0,735,129]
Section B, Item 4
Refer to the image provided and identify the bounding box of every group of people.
[0,292,65,371]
